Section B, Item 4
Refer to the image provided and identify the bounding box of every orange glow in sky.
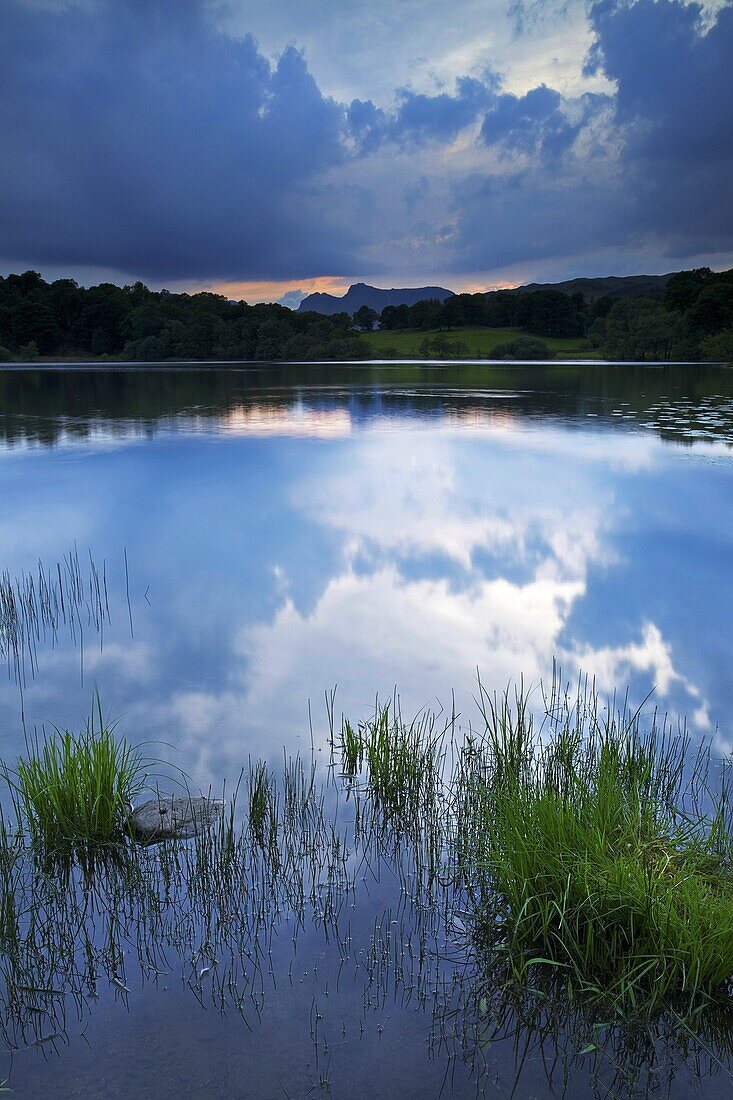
[205,275,352,304]
[200,273,525,304]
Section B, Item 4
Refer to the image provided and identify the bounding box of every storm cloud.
[0,0,731,287]
[0,0,356,281]
[412,0,733,276]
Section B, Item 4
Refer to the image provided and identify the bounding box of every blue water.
[1,361,733,1096]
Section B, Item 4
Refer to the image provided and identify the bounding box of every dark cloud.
[346,98,389,155]
[479,85,586,160]
[452,0,733,271]
[347,73,499,152]
[0,0,730,284]
[391,74,499,142]
[0,0,357,281]
[587,0,733,254]
[450,168,628,271]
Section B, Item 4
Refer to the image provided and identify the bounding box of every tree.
[489,337,554,360]
[353,305,378,331]
[91,327,112,356]
[603,299,679,360]
[430,332,454,357]
[700,331,733,362]
[379,305,400,330]
[688,282,733,335]
[13,295,58,352]
[664,268,713,312]
[517,289,585,338]
[446,339,469,357]
[411,299,443,330]
[17,340,39,360]
[440,296,464,330]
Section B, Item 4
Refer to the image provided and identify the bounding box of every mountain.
[298,274,674,317]
[509,273,675,301]
[297,282,454,315]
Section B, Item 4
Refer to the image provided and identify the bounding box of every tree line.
[370,267,733,360]
[0,266,731,362]
[0,272,372,362]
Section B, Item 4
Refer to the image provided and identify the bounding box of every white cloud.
[220,0,609,106]
[114,421,712,784]
[560,622,711,729]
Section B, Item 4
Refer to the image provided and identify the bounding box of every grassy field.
[362,325,597,358]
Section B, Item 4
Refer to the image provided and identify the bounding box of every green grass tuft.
[6,703,144,851]
[463,682,733,1013]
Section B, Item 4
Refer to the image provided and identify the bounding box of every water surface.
[1,360,732,1096]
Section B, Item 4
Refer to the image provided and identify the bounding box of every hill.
[510,273,675,301]
[298,282,454,316]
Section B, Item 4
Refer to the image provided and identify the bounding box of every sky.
[1,0,732,303]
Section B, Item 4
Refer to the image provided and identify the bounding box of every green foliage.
[599,270,733,360]
[6,707,145,850]
[489,336,555,360]
[0,271,372,362]
[0,265,730,363]
[354,304,378,331]
[418,333,470,358]
[16,340,39,361]
[1,674,733,1078]
[0,346,12,362]
[602,298,680,360]
[688,281,733,336]
[462,685,733,1013]
[664,267,716,312]
[378,269,733,360]
[700,330,733,362]
[340,719,363,777]
[381,287,585,338]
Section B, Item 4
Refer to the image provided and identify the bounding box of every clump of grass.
[6,703,144,851]
[341,702,443,821]
[247,759,279,858]
[341,718,363,777]
[466,680,733,1013]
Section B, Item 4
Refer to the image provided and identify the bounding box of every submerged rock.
[129,795,225,843]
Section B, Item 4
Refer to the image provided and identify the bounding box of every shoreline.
[0,356,725,369]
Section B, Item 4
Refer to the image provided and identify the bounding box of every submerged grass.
[5,702,145,851]
[2,677,733,1094]
[2,668,733,1069]
[339,701,444,822]
[247,759,279,858]
[461,679,733,1014]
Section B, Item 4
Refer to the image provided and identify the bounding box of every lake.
[1,360,733,1097]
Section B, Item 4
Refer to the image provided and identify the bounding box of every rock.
[129,794,225,844]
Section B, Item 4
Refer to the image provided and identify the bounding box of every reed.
[339,701,443,822]
[1,682,733,1093]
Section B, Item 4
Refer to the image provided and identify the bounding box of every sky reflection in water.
[0,364,731,789]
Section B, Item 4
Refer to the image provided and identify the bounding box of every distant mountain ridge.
[297,282,454,315]
[297,273,678,316]
[506,273,675,300]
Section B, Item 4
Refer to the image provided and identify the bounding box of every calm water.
[1,361,733,1097]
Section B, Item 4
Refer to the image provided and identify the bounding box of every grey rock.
[129,794,224,843]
